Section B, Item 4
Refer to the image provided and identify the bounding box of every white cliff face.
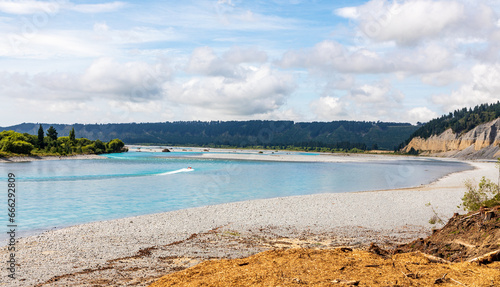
[403,118,500,159]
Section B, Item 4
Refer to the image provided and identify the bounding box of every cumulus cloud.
[310,96,348,121]
[165,64,294,116]
[336,0,496,46]
[349,81,400,103]
[0,58,172,102]
[406,107,438,123]
[279,40,390,74]
[186,46,267,77]
[392,43,454,74]
[420,68,469,86]
[309,80,407,122]
[279,40,454,75]
[432,64,500,112]
[79,58,172,100]
[347,81,405,120]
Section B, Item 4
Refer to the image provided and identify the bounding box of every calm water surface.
[0,151,471,240]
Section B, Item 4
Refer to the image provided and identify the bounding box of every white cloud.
[347,80,405,120]
[392,43,453,74]
[70,1,125,13]
[164,64,294,117]
[349,81,394,103]
[79,58,172,100]
[0,58,172,103]
[279,40,389,74]
[280,40,456,76]
[223,46,267,64]
[309,80,407,122]
[310,96,348,121]
[337,0,496,46]
[420,68,468,86]
[0,0,61,15]
[0,24,179,60]
[406,107,438,123]
[432,64,500,112]
[186,46,234,77]
[334,7,359,19]
[186,46,268,77]
[0,1,125,15]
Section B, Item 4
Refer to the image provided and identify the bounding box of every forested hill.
[0,121,418,150]
[406,102,500,142]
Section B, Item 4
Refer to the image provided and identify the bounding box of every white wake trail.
[157,168,194,176]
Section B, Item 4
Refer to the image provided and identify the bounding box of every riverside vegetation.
[0,125,126,157]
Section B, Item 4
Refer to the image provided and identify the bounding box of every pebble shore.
[0,156,495,286]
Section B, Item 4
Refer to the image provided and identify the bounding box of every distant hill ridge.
[0,120,418,151]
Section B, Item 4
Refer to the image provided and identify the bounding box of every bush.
[107,139,125,153]
[3,140,34,154]
[461,177,500,211]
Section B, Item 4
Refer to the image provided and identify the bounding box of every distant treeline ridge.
[1,120,418,151]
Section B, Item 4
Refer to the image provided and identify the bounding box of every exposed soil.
[395,206,500,262]
[148,207,500,287]
[149,248,500,287]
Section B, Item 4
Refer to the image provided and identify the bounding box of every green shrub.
[107,139,125,153]
[3,140,34,154]
[461,177,500,211]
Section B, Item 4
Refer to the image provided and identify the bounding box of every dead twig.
[450,277,467,286]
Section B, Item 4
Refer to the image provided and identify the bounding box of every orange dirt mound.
[395,206,500,262]
[148,248,500,287]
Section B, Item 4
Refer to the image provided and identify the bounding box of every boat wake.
[157,168,194,176]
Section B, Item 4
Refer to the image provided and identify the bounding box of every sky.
[1,0,500,126]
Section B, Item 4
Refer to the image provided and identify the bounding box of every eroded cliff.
[403,118,500,159]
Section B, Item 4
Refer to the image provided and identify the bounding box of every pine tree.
[69,127,76,143]
[47,126,58,141]
[37,124,45,149]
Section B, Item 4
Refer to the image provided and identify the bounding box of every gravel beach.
[0,154,103,163]
[0,156,495,287]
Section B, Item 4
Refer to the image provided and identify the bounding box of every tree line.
[0,125,126,156]
[1,120,418,151]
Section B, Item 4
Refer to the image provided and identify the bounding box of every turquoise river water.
[0,151,471,241]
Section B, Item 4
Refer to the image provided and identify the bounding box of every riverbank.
[0,156,494,286]
[0,154,103,163]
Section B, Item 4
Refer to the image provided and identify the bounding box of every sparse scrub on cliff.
[461,177,500,211]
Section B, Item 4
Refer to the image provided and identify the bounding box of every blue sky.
[1,0,500,126]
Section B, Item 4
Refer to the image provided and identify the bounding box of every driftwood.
[462,211,481,220]
[416,251,452,264]
[468,249,500,264]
